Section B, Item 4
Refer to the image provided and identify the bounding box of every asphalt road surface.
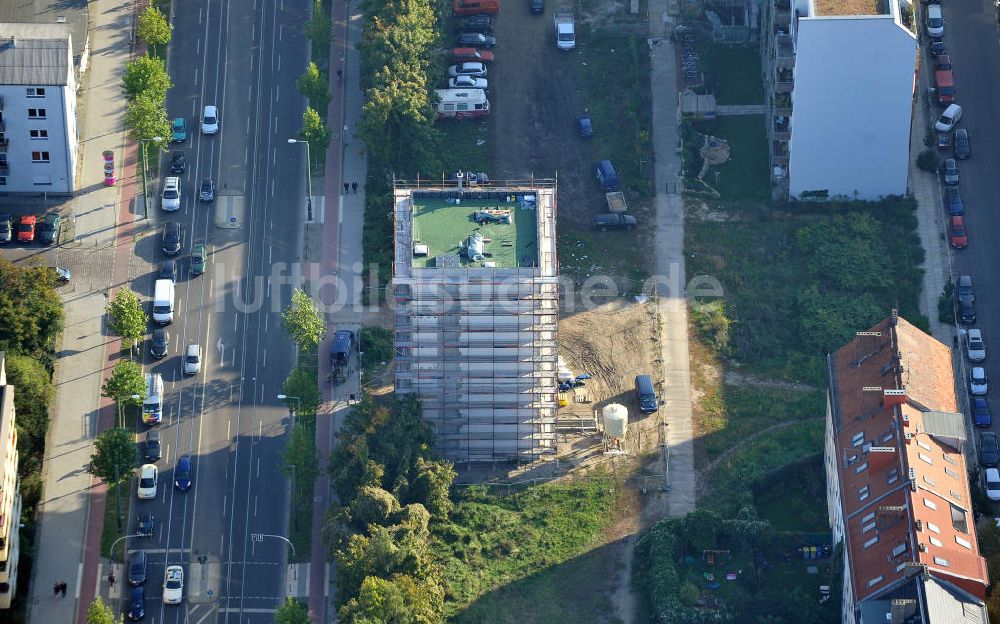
[124,0,311,621]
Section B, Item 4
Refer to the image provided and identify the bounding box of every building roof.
[0,23,71,85]
[812,0,886,17]
[828,314,989,616]
[0,0,88,67]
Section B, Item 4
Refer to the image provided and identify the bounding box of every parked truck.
[328,330,355,385]
[605,191,627,213]
[554,12,575,50]
[593,213,637,231]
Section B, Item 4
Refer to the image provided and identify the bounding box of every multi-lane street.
[127,0,311,619]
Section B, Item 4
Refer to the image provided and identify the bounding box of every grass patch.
[708,115,770,200]
[359,326,392,382]
[101,482,131,561]
[434,473,625,619]
[701,44,764,105]
[754,456,830,533]
[436,118,494,176]
[287,345,319,560]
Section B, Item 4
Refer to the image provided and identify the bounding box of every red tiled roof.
[829,315,988,602]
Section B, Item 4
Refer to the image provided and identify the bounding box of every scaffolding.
[392,179,560,463]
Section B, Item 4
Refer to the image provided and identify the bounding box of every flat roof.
[410,198,538,269]
[813,0,886,17]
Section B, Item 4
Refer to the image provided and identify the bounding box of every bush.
[916,149,939,173]
[690,299,730,352]
[938,281,955,324]
[678,581,700,607]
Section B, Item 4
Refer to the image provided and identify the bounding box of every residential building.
[760,0,916,200]
[392,177,559,463]
[0,353,22,609]
[0,23,78,193]
[826,313,989,624]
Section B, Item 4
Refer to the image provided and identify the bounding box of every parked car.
[161,221,182,256]
[171,117,188,142]
[941,158,959,185]
[174,455,193,491]
[974,397,992,428]
[593,213,637,231]
[0,213,12,243]
[944,186,964,216]
[576,113,594,138]
[144,430,161,462]
[966,328,986,361]
[451,47,494,63]
[38,213,62,245]
[17,215,37,242]
[456,32,496,47]
[170,151,187,173]
[448,62,487,78]
[162,176,181,211]
[150,328,169,360]
[957,275,975,304]
[981,432,1000,467]
[50,267,71,285]
[136,512,155,537]
[137,464,158,499]
[959,301,976,324]
[530,0,544,13]
[127,587,145,621]
[929,36,946,56]
[970,366,989,395]
[190,244,207,275]
[954,128,971,159]
[934,54,952,71]
[199,178,215,202]
[457,14,494,32]
[449,75,488,89]
[935,103,961,132]
[985,468,1000,501]
[949,215,968,248]
[201,105,219,135]
[160,259,178,282]
[926,4,944,37]
[128,550,147,586]
[163,566,184,605]
[183,344,201,375]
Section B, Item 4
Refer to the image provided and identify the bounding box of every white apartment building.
[0,353,22,610]
[761,0,916,200]
[0,23,78,193]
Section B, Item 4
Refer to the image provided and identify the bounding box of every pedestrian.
[53,582,60,597]
[351,181,358,194]
[108,572,116,586]
[337,68,343,82]
[58,581,67,597]
[343,182,349,195]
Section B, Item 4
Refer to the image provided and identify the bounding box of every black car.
[959,301,976,324]
[944,186,964,216]
[458,14,494,32]
[0,213,11,243]
[37,214,62,245]
[929,36,946,56]
[530,0,544,13]
[128,551,147,586]
[161,221,182,256]
[159,259,177,283]
[457,32,496,47]
[143,430,161,461]
[137,512,156,537]
[127,586,145,620]
[175,455,193,491]
[170,151,186,174]
[150,329,169,360]
[954,128,970,159]
[199,178,215,202]
[957,275,975,305]
[981,432,999,467]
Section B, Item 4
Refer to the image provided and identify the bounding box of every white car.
[449,75,488,89]
[201,105,219,135]
[971,367,989,396]
[183,344,201,375]
[986,468,1000,501]
[163,565,184,604]
[967,329,986,362]
[447,62,487,78]
[926,4,944,37]
[137,464,158,500]
[161,176,181,212]
[935,104,962,133]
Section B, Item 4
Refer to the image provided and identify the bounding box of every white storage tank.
[602,403,628,439]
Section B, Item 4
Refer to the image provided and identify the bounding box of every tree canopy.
[89,428,138,484]
[339,574,445,624]
[86,596,123,624]
[136,5,173,49]
[124,92,172,144]
[0,257,64,356]
[281,288,325,351]
[274,597,310,624]
[106,288,149,348]
[122,56,171,102]
[102,360,147,407]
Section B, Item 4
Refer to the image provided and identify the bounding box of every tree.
[349,486,400,530]
[283,422,318,508]
[124,92,172,144]
[106,288,148,349]
[300,107,331,166]
[281,288,325,351]
[136,6,173,49]
[282,367,320,419]
[335,522,436,603]
[407,458,455,520]
[0,257,64,356]
[102,360,147,426]
[6,354,54,469]
[89,428,138,484]
[87,596,122,624]
[339,574,445,624]
[122,56,171,102]
[304,0,331,47]
[274,597,310,624]
[296,62,330,115]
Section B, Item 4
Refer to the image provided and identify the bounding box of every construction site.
[391,177,561,463]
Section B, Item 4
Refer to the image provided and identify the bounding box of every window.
[892,542,908,557]
[917,439,932,451]
[27,108,46,119]
[863,521,877,533]
[918,453,933,465]
[26,87,45,97]
[942,453,957,466]
[923,475,936,487]
[29,129,48,139]
[855,462,869,474]
[956,536,972,549]
[924,498,937,510]
[867,576,884,587]
[883,430,895,442]
[852,431,865,447]
[951,504,969,534]
[30,151,50,163]
[886,467,899,485]
[929,536,943,547]
[927,522,940,534]
[944,467,957,478]
[896,562,907,572]
[0,177,6,186]
[864,535,879,549]
[934,556,949,567]
[862,511,876,523]
[858,486,870,501]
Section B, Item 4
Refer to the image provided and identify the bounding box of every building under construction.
[392,177,559,463]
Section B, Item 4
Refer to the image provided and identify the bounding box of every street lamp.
[110,533,143,563]
[251,533,296,561]
[287,139,313,221]
[277,394,300,422]
[139,137,163,217]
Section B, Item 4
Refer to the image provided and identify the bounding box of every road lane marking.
[262,347,267,369]
[277,54,280,72]
[276,84,279,102]
[194,67,199,86]
[264,314,268,333]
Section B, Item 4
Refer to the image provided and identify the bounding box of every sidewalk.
[26,0,146,621]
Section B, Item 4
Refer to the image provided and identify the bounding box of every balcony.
[773,117,791,142]
[775,0,791,25]
[774,68,794,94]
[0,162,8,175]
[0,138,8,152]
[774,33,795,70]
[773,92,792,117]
[771,140,790,165]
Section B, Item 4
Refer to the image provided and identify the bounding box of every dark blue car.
[127,586,145,620]
[945,186,964,216]
[974,397,992,427]
[174,455,192,491]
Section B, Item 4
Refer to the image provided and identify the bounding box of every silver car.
[966,328,986,362]
[447,62,487,78]
[183,344,201,375]
[971,367,989,396]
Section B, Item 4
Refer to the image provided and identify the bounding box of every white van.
[143,373,164,425]
[152,279,175,325]
[162,177,181,211]
[925,4,944,37]
[935,104,962,132]
[435,89,489,120]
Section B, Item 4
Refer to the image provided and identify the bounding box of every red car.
[452,47,494,63]
[16,215,37,242]
[949,215,968,249]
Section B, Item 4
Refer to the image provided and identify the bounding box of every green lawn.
[435,119,495,176]
[702,44,764,105]
[709,115,770,200]
[755,456,830,533]
[101,482,131,561]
